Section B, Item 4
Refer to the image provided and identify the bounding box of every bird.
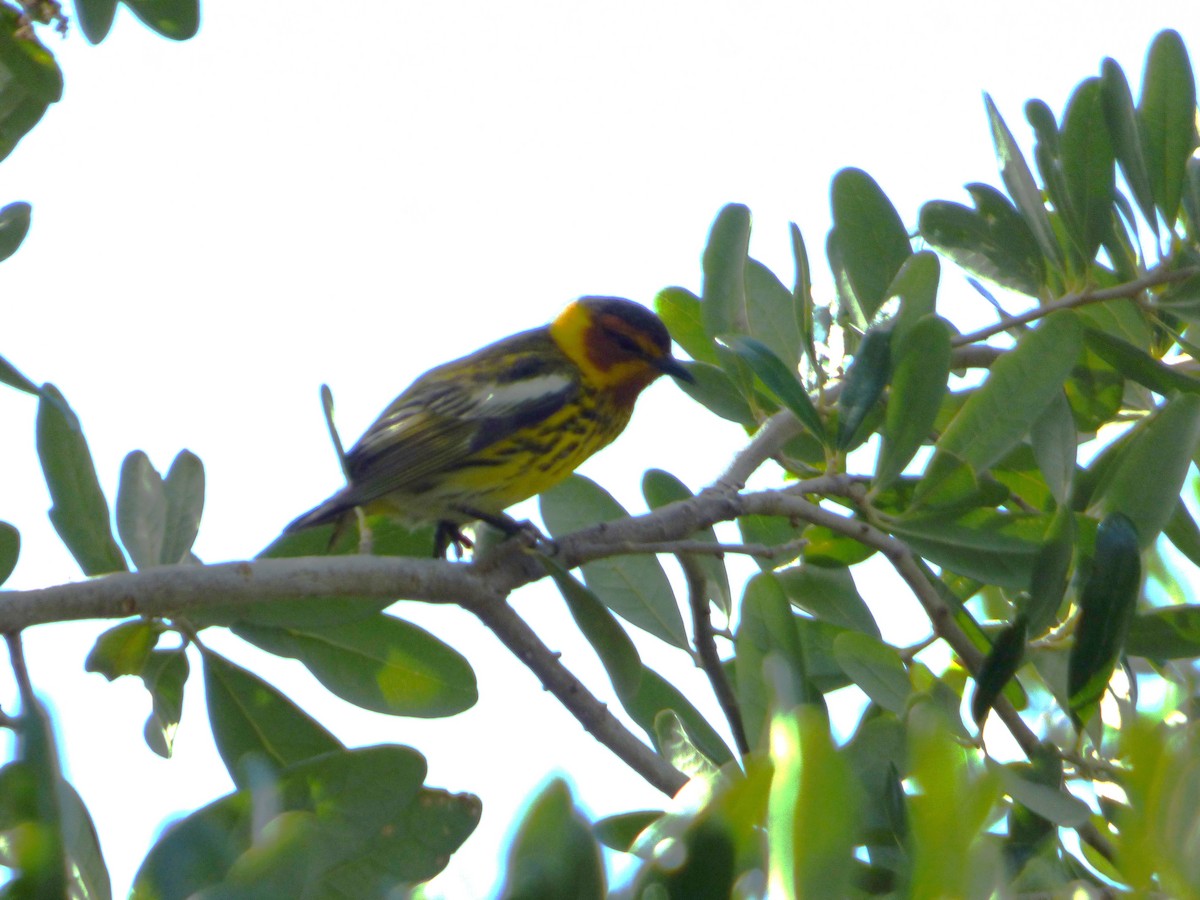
[285,296,694,557]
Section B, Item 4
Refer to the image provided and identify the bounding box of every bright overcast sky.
[1,3,1197,897]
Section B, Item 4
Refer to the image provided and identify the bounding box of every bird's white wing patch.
[471,373,576,414]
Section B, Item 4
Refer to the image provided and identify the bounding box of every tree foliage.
[2,9,1200,899]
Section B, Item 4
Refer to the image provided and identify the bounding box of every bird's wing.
[342,335,580,504]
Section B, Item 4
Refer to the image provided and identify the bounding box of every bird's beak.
[655,355,695,383]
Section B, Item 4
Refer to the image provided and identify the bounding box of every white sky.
[0,3,1197,897]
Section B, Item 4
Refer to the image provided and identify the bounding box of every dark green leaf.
[701,203,751,339]
[889,509,1047,590]
[889,251,941,344]
[0,352,38,394]
[84,620,162,681]
[674,360,758,427]
[775,564,879,638]
[1029,390,1076,506]
[830,168,912,321]
[58,780,112,900]
[791,222,818,371]
[722,335,825,443]
[123,0,200,40]
[1139,29,1198,226]
[540,475,687,648]
[971,616,1028,727]
[876,316,952,491]
[1095,393,1200,546]
[131,746,480,898]
[0,520,17,585]
[833,632,910,715]
[203,651,342,786]
[1060,78,1116,262]
[918,186,1044,295]
[499,779,605,900]
[1084,327,1200,396]
[1101,58,1158,232]
[1126,605,1200,659]
[234,613,478,718]
[992,757,1090,827]
[655,286,718,366]
[1164,500,1200,569]
[593,810,662,853]
[36,385,128,576]
[161,450,204,565]
[75,0,118,43]
[1023,508,1074,637]
[985,94,1062,270]
[836,326,892,450]
[642,468,730,614]
[117,451,167,571]
[141,648,188,758]
[0,8,62,162]
[1067,513,1141,727]
[1064,346,1125,432]
[0,200,31,262]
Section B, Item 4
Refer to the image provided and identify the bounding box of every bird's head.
[550,296,694,402]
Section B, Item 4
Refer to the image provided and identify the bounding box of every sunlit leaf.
[830,168,912,321]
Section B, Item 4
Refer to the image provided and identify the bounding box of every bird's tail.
[283,489,356,533]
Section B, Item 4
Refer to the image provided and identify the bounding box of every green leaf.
[1023,508,1075,636]
[123,0,201,40]
[84,620,162,681]
[1100,58,1158,232]
[655,286,718,366]
[888,251,941,343]
[918,186,1045,295]
[888,509,1047,590]
[1067,513,1141,727]
[674,359,758,427]
[539,475,687,648]
[929,310,1083,479]
[722,335,825,443]
[1029,390,1076,505]
[701,203,751,339]
[654,709,720,780]
[117,451,168,571]
[36,385,128,576]
[767,706,861,899]
[1095,393,1200,546]
[985,94,1062,271]
[836,326,892,450]
[1127,605,1200,659]
[833,632,910,715]
[642,469,730,614]
[131,746,480,898]
[629,666,734,767]
[161,450,204,564]
[58,780,113,900]
[593,810,662,853]
[203,651,342,786]
[0,8,62,162]
[141,648,188,758]
[1064,346,1125,432]
[0,200,31,262]
[737,514,806,570]
[498,779,605,900]
[75,0,118,43]
[1083,327,1200,396]
[790,222,818,371]
[991,758,1091,827]
[1139,29,1198,226]
[1060,78,1116,262]
[830,168,912,321]
[1164,500,1200,569]
[0,351,39,394]
[234,613,478,718]
[875,315,952,491]
[971,615,1027,727]
[775,564,879,638]
[745,257,802,370]
[0,520,17,585]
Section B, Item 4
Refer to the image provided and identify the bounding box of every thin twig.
[599,539,805,559]
[677,555,749,757]
[5,632,33,707]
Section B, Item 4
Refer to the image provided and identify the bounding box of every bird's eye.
[608,331,643,356]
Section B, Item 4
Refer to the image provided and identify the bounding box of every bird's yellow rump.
[286,296,693,555]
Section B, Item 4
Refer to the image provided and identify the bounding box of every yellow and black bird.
[286,296,693,556]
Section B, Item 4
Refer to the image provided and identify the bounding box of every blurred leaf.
[654,709,719,781]
[919,185,1045,294]
[58,780,113,900]
[0,8,62,162]
[971,615,1027,727]
[1064,346,1125,432]
[836,326,892,450]
[876,315,952,491]
[75,0,118,43]
[791,222,818,371]
[1068,513,1141,727]
[540,475,687,648]
[889,251,941,343]
[117,451,168,571]
[767,706,861,899]
[1095,393,1200,546]
[1084,328,1200,396]
[141,648,188,758]
[833,632,911,716]
[0,200,31,262]
[890,508,1047,590]
[0,351,38,394]
[642,469,731,614]
[1029,390,1076,505]
[234,613,478,718]
[131,746,480,898]
[1101,58,1158,232]
[1023,508,1075,636]
[927,311,1082,483]
[0,520,17,585]
[498,779,605,900]
[701,203,751,339]
[991,758,1091,827]
[737,514,806,570]
[629,666,734,767]
[1060,77,1116,262]
[656,286,718,366]
[746,258,802,369]
[802,524,877,567]
[793,617,855,693]
[776,564,879,638]
[830,168,912,322]
[593,810,662,853]
[985,94,1062,270]
[161,450,204,565]
[675,359,758,427]
[84,620,162,681]
[123,0,200,40]
[1126,605,1200,659]
[1139,29,1198,226]
[1164,500,1200,569]
[203,651,342,786]
[722,335,824,443]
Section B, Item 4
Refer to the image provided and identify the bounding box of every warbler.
[286,296,694,556]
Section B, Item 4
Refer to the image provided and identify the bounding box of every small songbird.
[285,296,694,556]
